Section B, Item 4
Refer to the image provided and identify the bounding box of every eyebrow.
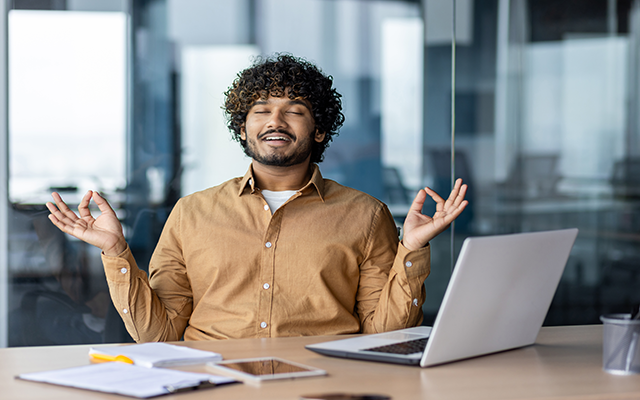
[251,99,311,109]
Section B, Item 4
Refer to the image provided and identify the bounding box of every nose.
[266,109,287,130]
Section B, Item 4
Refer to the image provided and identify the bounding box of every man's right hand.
[46,190,127,257]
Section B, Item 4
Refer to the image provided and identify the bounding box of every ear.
[240,126,247,141]
[314,129,326,143]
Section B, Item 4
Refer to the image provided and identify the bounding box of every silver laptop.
[306,228,579,367]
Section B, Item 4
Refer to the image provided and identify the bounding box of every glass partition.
[445,0,640,324]
[3,0,640,347]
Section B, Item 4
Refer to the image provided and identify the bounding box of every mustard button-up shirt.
[103,165,430,342]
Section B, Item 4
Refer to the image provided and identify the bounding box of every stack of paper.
[89,342,223,368]
[17,362,236,398]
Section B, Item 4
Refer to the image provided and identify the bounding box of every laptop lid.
[306,228,578,367]
[420,228,578,366]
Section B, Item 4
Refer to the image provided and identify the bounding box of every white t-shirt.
[261,189,297,214]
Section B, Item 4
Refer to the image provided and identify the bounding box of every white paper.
[89,342,222,368]
[17,362,236,398]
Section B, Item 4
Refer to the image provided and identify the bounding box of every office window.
[5,3,129,347]
[3,0,640,348]
[9,10,126,204]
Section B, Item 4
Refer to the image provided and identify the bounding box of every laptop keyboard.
[363,337,429,355]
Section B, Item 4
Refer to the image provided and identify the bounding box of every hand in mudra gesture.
[402,178,469,251]
[46,190,127,257]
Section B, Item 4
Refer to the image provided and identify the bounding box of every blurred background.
[1,0,639,347]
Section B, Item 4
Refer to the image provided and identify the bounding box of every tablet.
[206,357,326,383]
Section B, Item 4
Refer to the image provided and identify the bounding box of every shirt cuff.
[394,241,430,279]
[102,244,138,283]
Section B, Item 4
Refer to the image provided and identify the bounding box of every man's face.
[241,93,325,167]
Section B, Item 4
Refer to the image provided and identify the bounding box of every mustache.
[258,129,295,141]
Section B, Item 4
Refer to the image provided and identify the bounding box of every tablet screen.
[208,357,326,382]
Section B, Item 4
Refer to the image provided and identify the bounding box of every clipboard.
[16,362,237,398]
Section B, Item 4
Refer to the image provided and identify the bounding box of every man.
[47,54,468,342]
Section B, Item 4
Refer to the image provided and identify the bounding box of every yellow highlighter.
[90,353,134,364]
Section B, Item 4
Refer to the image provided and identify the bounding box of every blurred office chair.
[610,157,640,199]
[382,166,411,205]
[18,287,132,346]
[498,154,562,200]
[19,289,101,346]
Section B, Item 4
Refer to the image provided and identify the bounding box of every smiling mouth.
[264,136,290,142]
[259,130,295,142]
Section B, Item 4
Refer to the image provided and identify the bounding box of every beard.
[244,129,314,167]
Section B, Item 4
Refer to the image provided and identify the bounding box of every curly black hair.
[224,54,345,163]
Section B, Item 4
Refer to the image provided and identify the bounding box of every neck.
[251,159,313,191]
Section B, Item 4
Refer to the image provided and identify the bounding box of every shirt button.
[265,242,272,248]
[413,298,419,307]
[405,261,413,268]
[263,283,270,290]
[120,267,128,274]
[264,204,269,211]
[260,322,267,329]
[123,308,128,314]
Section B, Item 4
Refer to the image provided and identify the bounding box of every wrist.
[103,239,127,257]
[402,239,427,252]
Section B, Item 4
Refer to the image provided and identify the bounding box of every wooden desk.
[3,325,640,400]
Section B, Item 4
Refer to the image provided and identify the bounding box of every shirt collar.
[237,163,325,202]
[305,164,326,202]
[238,165,258,196]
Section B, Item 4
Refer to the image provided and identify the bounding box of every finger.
[443,199,469,224]
[92,191,116,215]
[78,190,93,219]
[47,212,67,232]
[51,192,71,212]
[442,179,463,207]
[423,186,445,203]
[408,189,427,214]
[46,201,66,225]
[47,205,75,234]
[449,178,463,196]
[49,193,87,232]
[50,192,80,222]
[45,200,59,215]
[447,183,468,210]
[440,179,468,212]
[423,186,445,212]
[452,184,468,208]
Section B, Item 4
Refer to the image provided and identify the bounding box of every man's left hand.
[402,178,469,251]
